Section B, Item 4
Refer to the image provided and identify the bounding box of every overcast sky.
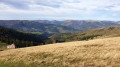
[0,0,120,21]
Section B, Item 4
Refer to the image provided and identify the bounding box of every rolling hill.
[0,37,120,67]
[50,27,120,42]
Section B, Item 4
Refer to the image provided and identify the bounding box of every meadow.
[0,37,120,67]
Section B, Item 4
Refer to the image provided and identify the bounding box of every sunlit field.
[0,37,120,67]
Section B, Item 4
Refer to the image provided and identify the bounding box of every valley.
[0,20,120,67]
[0,0,120,67]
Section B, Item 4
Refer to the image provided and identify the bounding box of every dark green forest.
[0,26,46,48]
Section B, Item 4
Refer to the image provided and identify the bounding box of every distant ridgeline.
[0,20,120,37]
[0,20,77,36]
[0,26,46,48]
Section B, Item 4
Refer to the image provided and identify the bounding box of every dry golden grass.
[1,37,120,67]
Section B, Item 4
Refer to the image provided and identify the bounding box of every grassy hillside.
[0,37,120,67]
[0,26,46,48]
[50,27,120,43]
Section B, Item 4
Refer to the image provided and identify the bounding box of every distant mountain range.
[0,20,120,35]
[0,20,76,35]
[36,20,120,31]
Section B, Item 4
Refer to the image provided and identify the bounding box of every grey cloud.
[34,0,61,8]
[0,0,62,9]
[36,2,60,8]
[105,5,115,9]
[0,0,29,9]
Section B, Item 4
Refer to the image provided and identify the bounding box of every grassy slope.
[50,27,120,42]
[0,37,120,67]
[79,27,120,35]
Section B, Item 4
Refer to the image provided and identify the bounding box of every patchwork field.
[0,37,120,67]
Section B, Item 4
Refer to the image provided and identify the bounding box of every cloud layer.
[0,0,120,20]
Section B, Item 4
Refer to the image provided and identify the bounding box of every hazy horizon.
[0,19,119,22]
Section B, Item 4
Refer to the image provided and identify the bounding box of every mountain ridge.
[0,20,120,33]
[0,20,77,35]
